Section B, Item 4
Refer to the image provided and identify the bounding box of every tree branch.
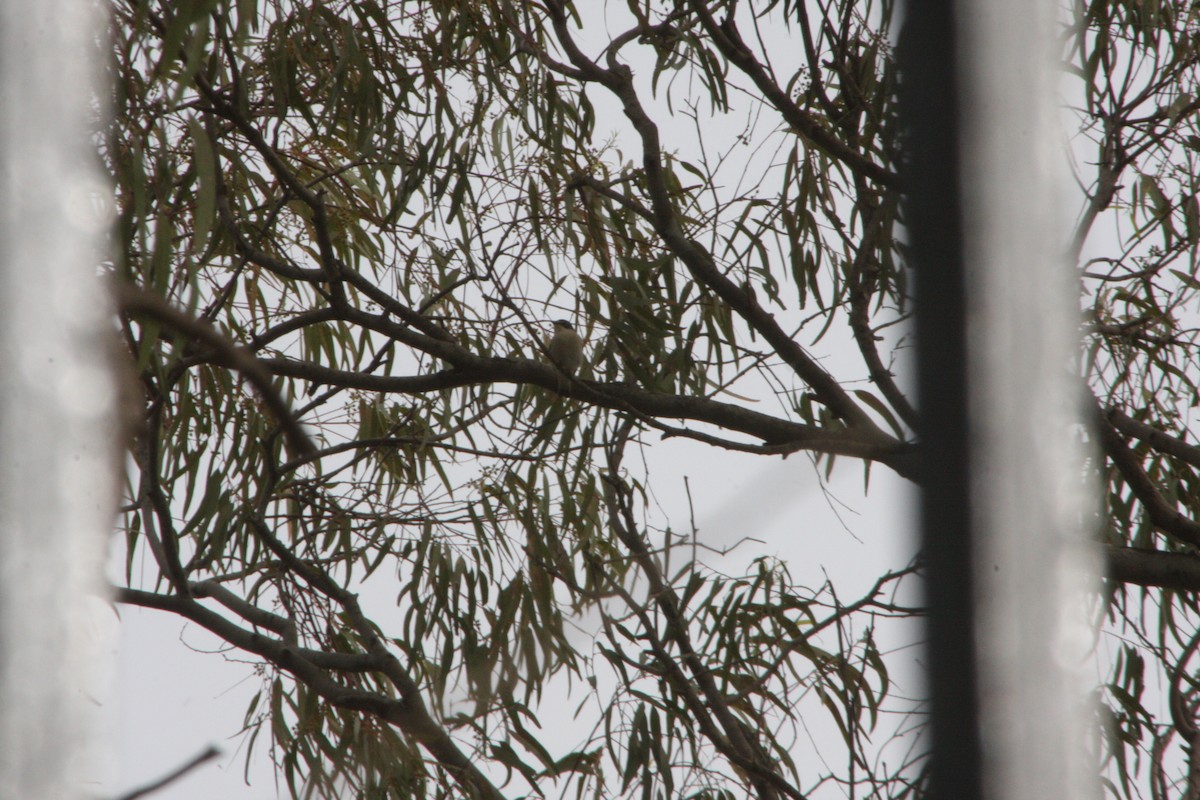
[1093,402,1200,547]
[114,281,317,459]
[116,578,511,800]
[244,518,509,800]
[540,1,883,435]
[687,3,899,189]
[113,745,221,800]
[259,354,919,479]
[1108,408,1200,471]
[601,438,806,800]
[1105,545,1200,592]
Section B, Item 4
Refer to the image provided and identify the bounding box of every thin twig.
[112,745,220,800]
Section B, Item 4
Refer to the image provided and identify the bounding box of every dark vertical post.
[898,4,983,800]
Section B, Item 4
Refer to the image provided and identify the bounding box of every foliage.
[105,0,1200,798]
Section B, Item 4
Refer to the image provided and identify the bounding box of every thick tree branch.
[1106,546,1200,592]
[189,580,297,642]
[244,518,508,800]
[115,281,317,459]
[116,577,511,800]
[117,586,384,673]
[260,354,919,479]
[1094,403,1200,547]
[1108,408,1200,471]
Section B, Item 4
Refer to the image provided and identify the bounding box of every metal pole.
[901,2,983,797]
[0,1,116,797]
[902,0,1099,798]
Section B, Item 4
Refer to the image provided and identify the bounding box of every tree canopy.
[106,0,1200,798]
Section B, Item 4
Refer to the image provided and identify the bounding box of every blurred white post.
[0,1,116,798]
[959,2,1099,799]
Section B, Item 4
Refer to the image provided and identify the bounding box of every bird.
[545,319,584,376]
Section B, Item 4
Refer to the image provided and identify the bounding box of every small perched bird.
[545,319,584,376]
